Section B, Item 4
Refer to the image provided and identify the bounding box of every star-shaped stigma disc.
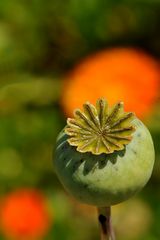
[65,99,136,155]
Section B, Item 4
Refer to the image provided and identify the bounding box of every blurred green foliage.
[0,0,160,74]
[0,0,160,239]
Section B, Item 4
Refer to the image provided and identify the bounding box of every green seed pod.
[54,99,155,207]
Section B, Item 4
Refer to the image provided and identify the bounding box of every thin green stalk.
[97,206,115,240]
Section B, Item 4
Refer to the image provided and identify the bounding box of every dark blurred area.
[0,0,160,239]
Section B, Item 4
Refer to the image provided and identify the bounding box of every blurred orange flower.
[0,189,51,240]
[61,48,159,119]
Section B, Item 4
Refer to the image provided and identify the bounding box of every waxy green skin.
[54,118,155,207]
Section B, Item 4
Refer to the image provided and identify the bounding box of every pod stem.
[97,206,115,240]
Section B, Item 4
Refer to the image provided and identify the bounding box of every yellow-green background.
[0,0,160,239]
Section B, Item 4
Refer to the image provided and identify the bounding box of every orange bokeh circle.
[61,48,159,119]
[0,189,51,239]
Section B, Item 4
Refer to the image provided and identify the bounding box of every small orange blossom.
[0,189,51,240]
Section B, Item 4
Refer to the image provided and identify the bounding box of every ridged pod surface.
[54,99,155,206]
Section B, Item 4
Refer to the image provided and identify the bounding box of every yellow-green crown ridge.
[65,99,136,155]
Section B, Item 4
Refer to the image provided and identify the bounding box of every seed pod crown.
[65,99,136,155]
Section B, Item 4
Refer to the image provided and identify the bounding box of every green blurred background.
[0,0,160,239]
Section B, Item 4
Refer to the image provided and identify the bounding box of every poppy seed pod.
[54,99,155,207]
